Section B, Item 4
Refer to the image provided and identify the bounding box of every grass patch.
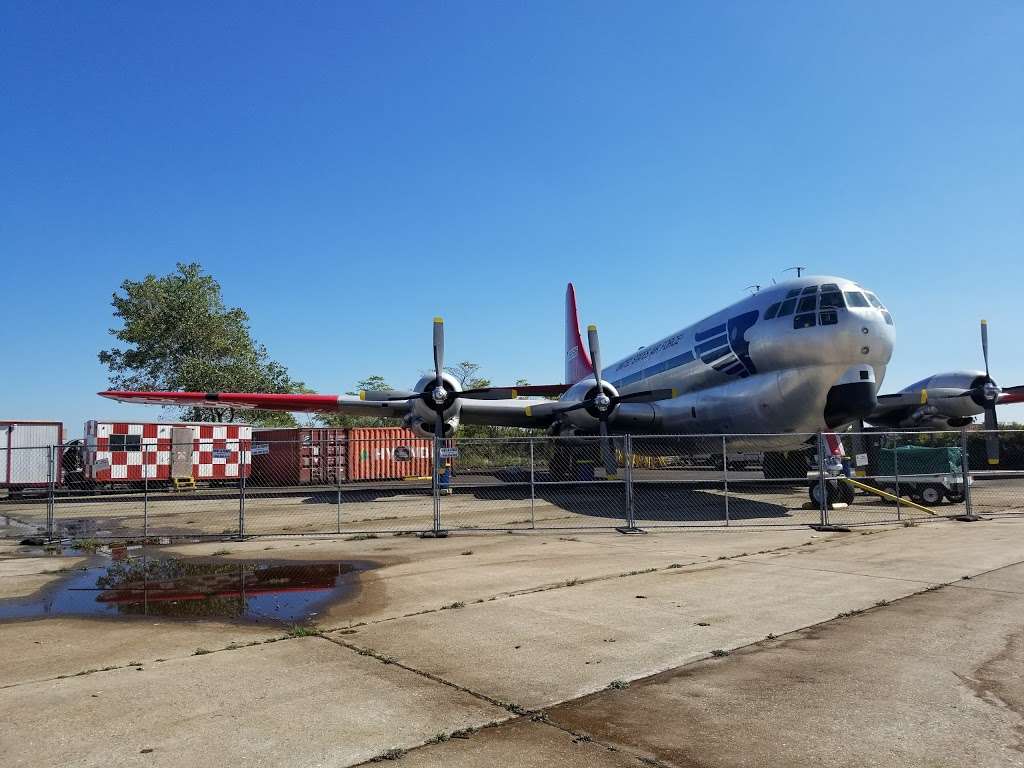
[72,538,101,553]
[345,533,379,541]
[563,577,579,587]
[427,732,450,744]
[667,563,684,569]
[370,747,406,762]
[450,726,478,739]
[210,549,231,556]
[192,648,212,656]
[286,625,322,638]
[608,679,630,690]
[710,649,729,657]
[441,601,466,610]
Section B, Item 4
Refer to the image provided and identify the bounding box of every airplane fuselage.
[572,276,895,450]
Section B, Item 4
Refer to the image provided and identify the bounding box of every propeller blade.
[981,319,990,378]
[552,399,595,416]
[435,411,445,440]
[587,324,603,387]
[598,419,617,477]
[457,383,572,401]
[984,405,999,465]
[359,389,419,402]
[433,317,445,387]
[998,387,1024,405]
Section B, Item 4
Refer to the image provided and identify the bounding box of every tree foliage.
[98,263,305,425]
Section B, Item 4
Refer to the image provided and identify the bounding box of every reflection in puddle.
[0,555,371,624]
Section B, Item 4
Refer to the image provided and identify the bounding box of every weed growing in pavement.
[210,550,231,556]
[345,533,379,541]
[450,726,478,739]
[710,649,729,657]
[370,748,406,761]
[286,625,321,638]
[563,577,579,587]
[441,601,466,610]
[192,648,212,656]
[608,679,630,690]
[427,732,450,744]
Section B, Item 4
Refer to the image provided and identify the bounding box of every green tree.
[98,263,305,426]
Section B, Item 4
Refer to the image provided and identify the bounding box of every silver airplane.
[867,320,1024,463]
[100,275,896,470]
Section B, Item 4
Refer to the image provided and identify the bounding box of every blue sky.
[2,2,1022,436]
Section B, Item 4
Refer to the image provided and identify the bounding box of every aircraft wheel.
[920,485,944,506]
[808,481,838,507]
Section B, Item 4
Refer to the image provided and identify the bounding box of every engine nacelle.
[556,378,619,432]
[405,371,463,437]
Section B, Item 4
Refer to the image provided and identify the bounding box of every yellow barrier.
[839,476,938,516]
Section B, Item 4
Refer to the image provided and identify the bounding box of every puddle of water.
[0,554,371,624]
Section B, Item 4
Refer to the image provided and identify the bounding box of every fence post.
[237,453,247,540]
[893,432,901,521]
[529,438,536,530]
[46,445,56,542]
[143,445,149,539]
[816,432,828,527]
[336,469,342,535]
[616,434,643,534]
[421,432,448,537]
[722,435,730,527]
[956,428,981,522]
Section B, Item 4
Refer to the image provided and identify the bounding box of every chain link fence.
[3,430,1023,541]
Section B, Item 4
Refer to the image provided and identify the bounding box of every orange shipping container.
[250,427,434,485]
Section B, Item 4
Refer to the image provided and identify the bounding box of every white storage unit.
[0,421,63,488]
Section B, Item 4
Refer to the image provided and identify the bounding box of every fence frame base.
[809,524,852,532]
[418,530,449,539]
[615,525,647,535]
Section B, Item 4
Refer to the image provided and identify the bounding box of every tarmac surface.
[1,518,1023,766]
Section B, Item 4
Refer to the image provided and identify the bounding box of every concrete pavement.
[2,518,1023,766]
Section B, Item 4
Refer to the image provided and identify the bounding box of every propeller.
[357,317,571,439]
[947,320,1021,465]
[552,324,674,477]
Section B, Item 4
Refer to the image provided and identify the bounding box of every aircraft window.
[785,288,801,298]
[777,298,797,317]
[800,285,819,295]
[819,310,838,326]
[765,302,780,319]
[882,311,894,325]
[797,295,817,313]
[819,291,845,309]
[110,434,142,452]
[793,313,816,329]
[865,293,884,309]
[821,283,840,292]
[845,291,870,307]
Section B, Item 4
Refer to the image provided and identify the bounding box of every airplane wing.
[98,390,561,428]
[99,391,412,419]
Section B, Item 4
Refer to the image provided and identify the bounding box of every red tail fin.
[565,283,594,384]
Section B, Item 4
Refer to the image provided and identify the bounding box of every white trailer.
[0,421,63,490]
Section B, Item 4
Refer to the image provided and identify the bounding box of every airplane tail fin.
[565,283,594,384]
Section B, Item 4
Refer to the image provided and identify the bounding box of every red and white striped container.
[83,421,252,482]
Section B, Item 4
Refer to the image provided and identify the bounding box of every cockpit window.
[821,283,840,292]
[865,292,884,309]
[845,291,870,307]
[777,298,797,317]
[797,295,817,313]
[765,302,780,319]
[819,291,845,309]
[882,311,894,326]
[800,285,818,295]
[785,288,801,298]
